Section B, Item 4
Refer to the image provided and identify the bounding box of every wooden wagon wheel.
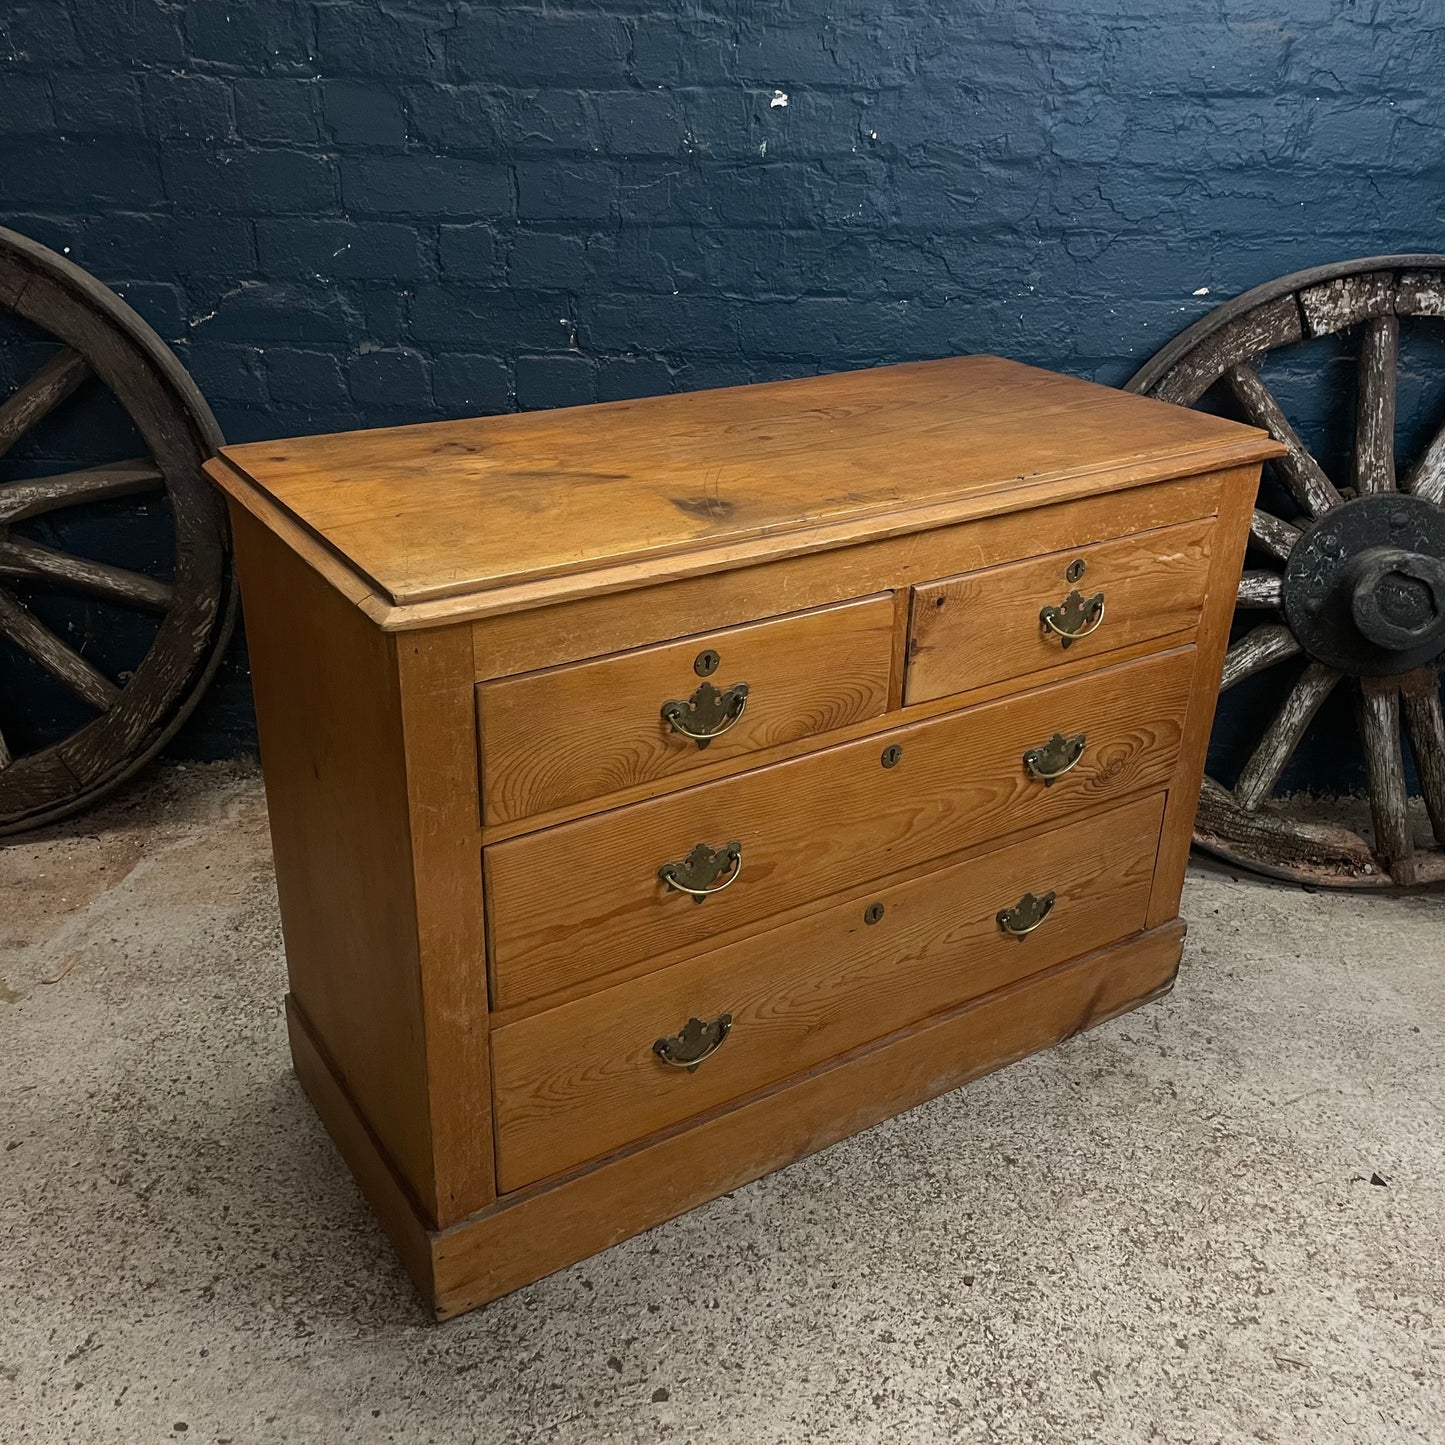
[0,226,235,834]
[1128,254,1445,888]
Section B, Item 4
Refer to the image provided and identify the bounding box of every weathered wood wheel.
[0,226,235,834]
[1128,255,1445,888]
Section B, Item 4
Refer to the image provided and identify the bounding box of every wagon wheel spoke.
[1356,683,1416,884]
[1250,509,1301,563]
[1220,623,1301,692]
[0,535,172,611]
[0,347,91,461]
[1354,313,1398,495]
[0,458,163,523]
[1236,570,1283,608]
[1406,417,1445,505]
[1225,362,1344,519]
[1401,678,1445,848]
[1233,662,1341,811]
[0,584,121,712]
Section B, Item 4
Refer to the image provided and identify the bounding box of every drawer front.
[486,645,1195,1009]
[491,792,1167,1191]
[906,516,1215,706]
[477,595,895,825]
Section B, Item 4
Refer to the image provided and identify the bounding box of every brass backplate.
[661,680,749,749]
[654,1013,733,1072]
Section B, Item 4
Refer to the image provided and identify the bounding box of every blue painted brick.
[184,342,269,406]
[596,355,674,402]
[76,213,169,277]
[322,82,406,149]
[510,232,587,290]
[173,217,257,277]
[361,289,408,344]
[111,281,187,339]
[449,12,629,85]
[69,1,182,67]
[143,74,234,142]
[0,213,82,255]
[518,161,617,221]
[433,353,511,414]
[405,85,505,153]
[512,91,594,153]
[161,146,337,215]
[264,347,351,409]
[185,3,314,74]
[191,282,355,344]
[233,79,321,144]
[411,287,572,349]
[0,138,163,209]
[0,76,53,136]
[516,353,597,409]
[342,154,510,218]
[258,219,423,281]
[439,223,501,281]
[348,347,431,408]
[50,74,144,135]
[316,3,448,80]
[597,91,685,157]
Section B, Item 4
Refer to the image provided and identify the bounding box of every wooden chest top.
[213,355,1276,615]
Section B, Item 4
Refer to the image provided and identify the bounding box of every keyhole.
[881,744,903,768]
[694,649,720,677]
[1066,558,1086,583]
[863,903,885,925]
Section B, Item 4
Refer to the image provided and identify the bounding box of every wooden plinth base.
[287,918,1186,1321]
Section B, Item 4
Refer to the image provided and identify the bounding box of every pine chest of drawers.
[208,356,1281,1320]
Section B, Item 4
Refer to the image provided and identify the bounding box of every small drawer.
[490,791,1167,1191]
[485,644,1195,1010]
[905,516,1215,705]
[477,595,895,825]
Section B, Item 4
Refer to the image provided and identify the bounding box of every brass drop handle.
[1041,588,1106,647]
[661,681,750,749]
[1023,731,1087,785]
[654,1013,732,1072]
[658,840,743,902]
[997,890,1057,939]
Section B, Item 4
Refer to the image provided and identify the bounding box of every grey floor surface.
[2,763,1443,1445]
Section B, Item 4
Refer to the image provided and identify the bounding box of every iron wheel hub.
[1283,492,1445,676]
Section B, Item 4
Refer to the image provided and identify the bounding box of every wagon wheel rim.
[1128,254,1445,889]
[0,226,236,834]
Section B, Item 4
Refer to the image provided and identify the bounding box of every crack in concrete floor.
[1,763,1442,1445]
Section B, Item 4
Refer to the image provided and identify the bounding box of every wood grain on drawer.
[477,595,894,824]
[906,516,1215,705]
[491,791,1166,1191]
[485,645,1195,1010]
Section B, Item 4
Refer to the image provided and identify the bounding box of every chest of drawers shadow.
[207,355,1282,1319]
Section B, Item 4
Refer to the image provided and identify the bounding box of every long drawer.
[491,792,1167,1191]
[486,645,1196,1009]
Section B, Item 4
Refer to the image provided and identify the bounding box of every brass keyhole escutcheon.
[1066,558,1086,583]
[694,648,720,677]
[863,902,885,925]
[881,744,903,768]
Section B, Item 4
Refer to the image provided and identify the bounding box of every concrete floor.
[2,764,1443,1445]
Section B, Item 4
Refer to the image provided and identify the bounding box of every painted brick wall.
[1,0,1443,779]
